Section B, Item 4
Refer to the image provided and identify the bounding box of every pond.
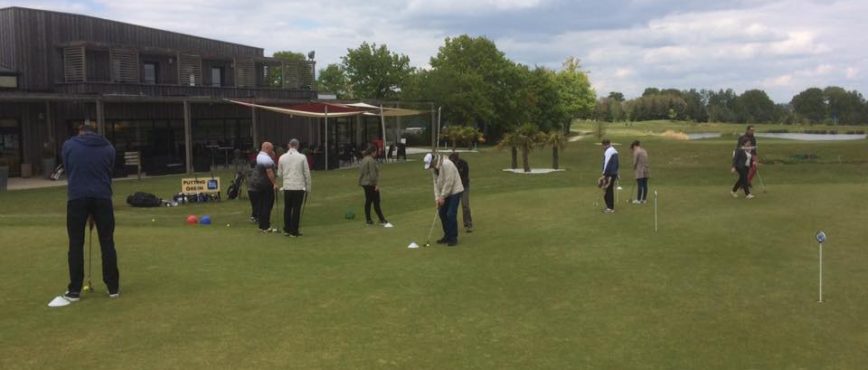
[755,133,866,141]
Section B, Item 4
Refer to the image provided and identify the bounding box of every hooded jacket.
[602,146,619,177]
[62,132,116,201]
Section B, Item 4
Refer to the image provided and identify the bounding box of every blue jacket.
[62,132,116,200]
[602,146,619,177]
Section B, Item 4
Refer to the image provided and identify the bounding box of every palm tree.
[497,132,520,169]
[543,131,568,169]
[498,123,546,172]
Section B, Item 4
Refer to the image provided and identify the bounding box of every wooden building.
[0,6,338,177]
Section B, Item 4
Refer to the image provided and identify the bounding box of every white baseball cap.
[423,153,436,169]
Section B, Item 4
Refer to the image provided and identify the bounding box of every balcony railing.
[54,82,316,100]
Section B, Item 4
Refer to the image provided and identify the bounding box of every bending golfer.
[731,137,754,199]
[448,152,473,232]
[424,153,464,246]
[50,124,120,307]
[358,144,390,226]
[253,142,278,232]
[630,140,649,204]
[599,139,619,213]
[277,139,311,237]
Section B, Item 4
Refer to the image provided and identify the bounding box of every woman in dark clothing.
[358,145,390,226]
[731,137,754,199]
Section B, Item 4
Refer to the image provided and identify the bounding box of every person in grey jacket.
[630,140,649,204]
[277,139,311,237]
[358,144,389,226]
[424,153,464,246]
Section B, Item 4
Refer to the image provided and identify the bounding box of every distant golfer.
[277,139,311,237]
[599,139,619,213]
[424,153,464,246]
[448,152,473,232]
[253,141,278,232]
[736,125,758,185]
[49,124,120,307]
[358,144,390,226]
[731,137,754,199]
[630,140,649,204]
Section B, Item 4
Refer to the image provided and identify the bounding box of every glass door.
[0,119,22,176]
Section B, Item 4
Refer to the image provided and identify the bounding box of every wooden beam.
[251,105,258,150]
[183,100,192,174]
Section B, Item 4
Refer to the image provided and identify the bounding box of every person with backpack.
[49,123,120,307]
[358,144,390,227]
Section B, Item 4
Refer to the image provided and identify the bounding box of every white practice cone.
[407,242,420,249]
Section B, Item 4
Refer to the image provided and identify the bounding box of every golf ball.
[226,224,231,227]
[151,218,155,222]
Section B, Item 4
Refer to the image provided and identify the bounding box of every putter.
[755,167,767,193]
[83,216,95,293]
[423,208,439,247]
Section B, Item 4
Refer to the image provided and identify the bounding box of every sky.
[3,0,866,103]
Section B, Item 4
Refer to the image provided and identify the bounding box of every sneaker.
[258,228,269,233]
[249,217,257,224]
[446,241,458,247]
[436,237,447,244]
[632,200,641,204]
[745,194,755,200]
[641,200,647,204]
[604,208,615,213]
[465,227,473,233]
[730,191,738,198]
[108,291,120,298]
[366,220,374,225]
[382,222,394,228]
[283,231,291,237]
[48,291,80,308]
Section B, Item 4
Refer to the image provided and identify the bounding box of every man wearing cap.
[424,153,464,246]
[49,124,120,307]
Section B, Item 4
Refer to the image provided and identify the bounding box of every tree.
[265,51,307,87]
[824,86,866,124]
[342,42,413,99]
[608,91,625,102]
[524,66,572,132]
[734,89,776,123]
[316,63,351,99]
[556,57,596,132]
[791,87,826,123]
[542,131,567,169]
[426,35,522,135]
[496,123,547,172]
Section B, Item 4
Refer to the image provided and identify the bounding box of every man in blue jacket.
[599,139,619,213]
[49,124,120,307]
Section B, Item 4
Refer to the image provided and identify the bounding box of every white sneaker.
[730,191,738,198]
[604,208,615,214]
[632,200,641,204]
[745,194,755,200]
[383,222,394,228]
[48,291,80,308]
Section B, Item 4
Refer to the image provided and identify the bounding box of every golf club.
[755,167,767,193]
[83,216,95,293]
[424,207,439,247]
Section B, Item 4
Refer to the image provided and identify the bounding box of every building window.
[211,67,223,87]
[143,63,158,84]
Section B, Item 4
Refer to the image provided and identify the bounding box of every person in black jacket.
[449,152,473,232]
[731,137,754,199]
[599,139,619,213]
[49,124,120,307]
[735,125,758,186]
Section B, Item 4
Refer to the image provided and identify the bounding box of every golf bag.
[227,171,244,200]
[126,192,162,207]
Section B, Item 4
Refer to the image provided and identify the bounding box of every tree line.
[595,86,868,125]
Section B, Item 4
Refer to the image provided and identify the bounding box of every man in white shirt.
[253,142,278,232]
[277,139,311,237]
[424,153,464,246]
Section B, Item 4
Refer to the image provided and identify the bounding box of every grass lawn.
[1,126,867,369]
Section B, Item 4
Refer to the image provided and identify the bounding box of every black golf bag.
[126,192,163,207]
[227,171,244,200]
